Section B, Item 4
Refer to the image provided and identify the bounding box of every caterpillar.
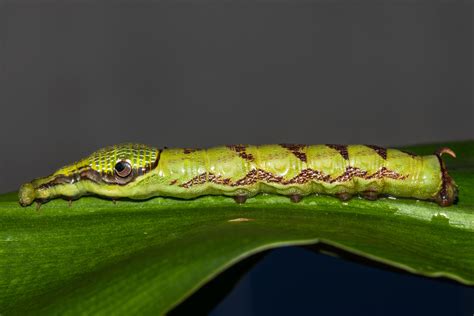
[18,144,458,208]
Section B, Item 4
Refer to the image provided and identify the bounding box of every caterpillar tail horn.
[434,147,458,206]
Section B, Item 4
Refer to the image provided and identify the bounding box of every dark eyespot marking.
[114,160,132,178]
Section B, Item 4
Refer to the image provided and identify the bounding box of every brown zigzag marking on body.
[208,173,231,186]
[183,148,199,154]
[280,144,307,162]
[366,167,406,179]
[180,173,207,188]
[330,166,367,183]
[326,144,349,160]
[178,166,407,188]
[285,168,330,184]
[365,145,388,160]
[226,144,255,161]
[400,149,418,158]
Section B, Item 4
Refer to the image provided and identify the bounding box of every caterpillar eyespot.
[114,160,132,178]
[18,143,458,207]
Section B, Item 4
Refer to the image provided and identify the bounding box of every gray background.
[1,0,473,314]
[1,0,472,193]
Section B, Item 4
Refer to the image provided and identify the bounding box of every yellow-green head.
[19,144,160,206]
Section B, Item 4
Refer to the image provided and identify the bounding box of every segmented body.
[18,144,458,207]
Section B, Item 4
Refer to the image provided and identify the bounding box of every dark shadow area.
[168,251,269,315]
[169,242,473,315]
[302,243,470,287]
[210,246,474,316]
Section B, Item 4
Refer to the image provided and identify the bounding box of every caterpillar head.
[19,144,160,206]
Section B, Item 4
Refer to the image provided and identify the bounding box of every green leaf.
[1,141,473,314]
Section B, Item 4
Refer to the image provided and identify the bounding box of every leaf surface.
[1,141,473,314]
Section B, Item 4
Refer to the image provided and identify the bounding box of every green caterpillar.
[18,144,458,207]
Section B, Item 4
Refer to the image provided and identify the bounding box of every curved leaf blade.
[0,141,473,314]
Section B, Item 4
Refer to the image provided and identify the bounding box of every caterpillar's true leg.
[68,199,73,207]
